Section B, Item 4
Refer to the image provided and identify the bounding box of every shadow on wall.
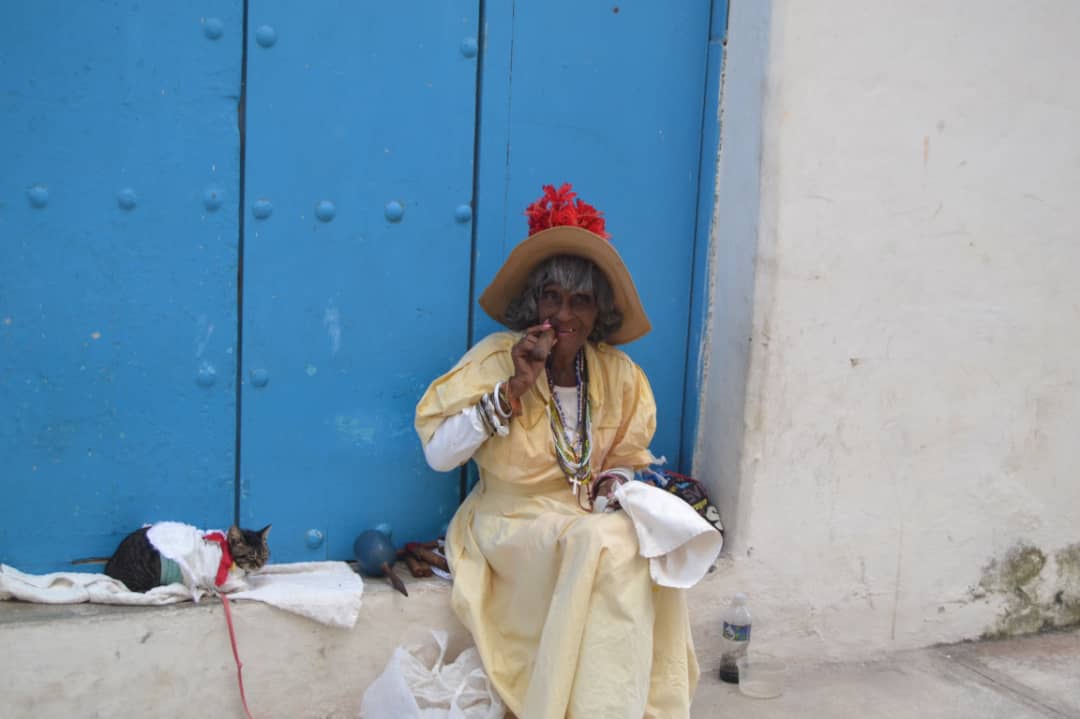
[972,542,1080,638]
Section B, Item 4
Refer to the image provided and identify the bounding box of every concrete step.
[2,573,465,719]
[2,562,731,718]
[4,565,1077,718]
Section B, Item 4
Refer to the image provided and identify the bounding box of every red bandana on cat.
[203,531,235,587]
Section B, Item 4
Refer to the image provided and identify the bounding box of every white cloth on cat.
[0,561,365,628]
[146,521,248,598]
[612,480,724,589]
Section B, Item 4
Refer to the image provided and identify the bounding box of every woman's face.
[538,283,597,359]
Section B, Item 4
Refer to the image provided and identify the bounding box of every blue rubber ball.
[354,529,396,576]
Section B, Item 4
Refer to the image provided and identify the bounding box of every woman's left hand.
[591,472,627,513]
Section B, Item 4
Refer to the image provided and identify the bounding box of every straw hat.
[478,184,651,345]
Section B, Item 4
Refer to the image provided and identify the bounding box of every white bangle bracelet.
[482,392,509,436]
[492,381,513,419]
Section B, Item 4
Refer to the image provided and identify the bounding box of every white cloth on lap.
[613,480,724,588]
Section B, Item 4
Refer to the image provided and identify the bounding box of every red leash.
[219,592,257,719]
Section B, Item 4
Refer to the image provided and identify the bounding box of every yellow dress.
[415,332,699,719]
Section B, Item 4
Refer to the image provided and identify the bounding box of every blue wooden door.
[0,3,243,571]
[473,1,717,470]
[2,2,721,573]
[239,2,480,561]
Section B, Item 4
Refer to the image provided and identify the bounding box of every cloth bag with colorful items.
[634,468,724,535]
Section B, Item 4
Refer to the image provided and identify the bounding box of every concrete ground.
[691,629,1080,719]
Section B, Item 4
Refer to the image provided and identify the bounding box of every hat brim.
[478,226,651,345]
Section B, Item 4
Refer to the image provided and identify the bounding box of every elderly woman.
[415,185,699,718]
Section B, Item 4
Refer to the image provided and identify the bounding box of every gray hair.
[503,255,624,343]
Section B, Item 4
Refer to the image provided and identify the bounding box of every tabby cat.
[104,524,271,593]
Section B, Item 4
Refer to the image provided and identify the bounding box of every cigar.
[529,321,556,361]
[407,543,449,572]
[403,552,433,578]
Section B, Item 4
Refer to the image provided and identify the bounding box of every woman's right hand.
[507,321,556,401]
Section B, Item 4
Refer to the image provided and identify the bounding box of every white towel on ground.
[229,562,365,628]
[613,480,724,588]
[0,560,364,629]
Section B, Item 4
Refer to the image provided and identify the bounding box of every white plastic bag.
[360,630,505,719]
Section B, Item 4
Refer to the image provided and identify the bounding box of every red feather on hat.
[524,183,610,239]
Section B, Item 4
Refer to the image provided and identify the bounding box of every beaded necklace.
[547,349,593,501]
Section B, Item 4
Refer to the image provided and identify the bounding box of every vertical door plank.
[241,1,480,561]
[0,3,243,571]
[473,2,713,469]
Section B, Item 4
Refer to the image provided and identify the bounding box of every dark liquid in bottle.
[718,665,739,684]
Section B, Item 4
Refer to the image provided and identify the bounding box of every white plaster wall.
[698,0,1080,660]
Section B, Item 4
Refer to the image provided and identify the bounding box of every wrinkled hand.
[507,321,556,402]
[591,473,627,513]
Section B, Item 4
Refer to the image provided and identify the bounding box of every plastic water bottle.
[718,593,752,683]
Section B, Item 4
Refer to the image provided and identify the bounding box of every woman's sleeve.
[422,406,489,471]
[601,362,659,471]
[414,333,516,445]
